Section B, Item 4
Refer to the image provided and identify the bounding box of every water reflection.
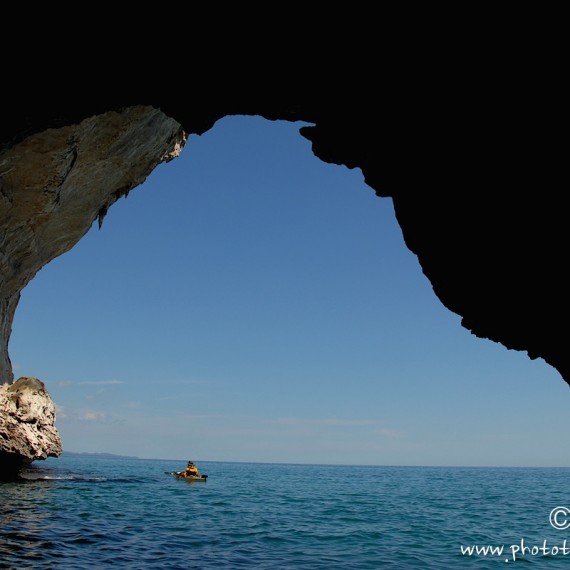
[0,471,57,566]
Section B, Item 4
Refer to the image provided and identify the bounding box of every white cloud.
[79,411,102,421]
[273,417,379,427]
[374,428,405,438]
[171,378,208,385]
[52,379,125,389]
[80,380,125,386]
[61,409,123,424]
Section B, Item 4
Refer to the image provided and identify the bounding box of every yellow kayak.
[165,471,208,482]
[177,473,208,482]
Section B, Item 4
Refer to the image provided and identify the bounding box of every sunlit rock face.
[0,105,186,384]
[0,377,61,479]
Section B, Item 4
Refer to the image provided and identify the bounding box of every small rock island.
[0,377,62,480]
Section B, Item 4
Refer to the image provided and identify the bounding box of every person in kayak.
[180,460,200,478]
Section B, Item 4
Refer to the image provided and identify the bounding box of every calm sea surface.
[1,454,570,569]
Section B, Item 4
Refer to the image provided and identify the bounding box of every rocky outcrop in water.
[0,376,61,479]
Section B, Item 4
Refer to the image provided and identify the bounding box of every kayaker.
[181,460,200,478]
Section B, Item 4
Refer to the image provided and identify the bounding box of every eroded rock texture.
[0,105,186,384]
[0,376,61,478]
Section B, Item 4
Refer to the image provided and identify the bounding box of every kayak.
[165,471,208,482]
[177,473,208,482]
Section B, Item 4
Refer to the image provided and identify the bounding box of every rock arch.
[1,102,567,389]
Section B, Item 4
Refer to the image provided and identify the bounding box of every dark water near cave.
[2,455,570,568]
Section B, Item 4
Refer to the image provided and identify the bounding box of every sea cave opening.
[8,115,568,468]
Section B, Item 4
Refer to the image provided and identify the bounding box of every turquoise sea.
[2,454,570,569]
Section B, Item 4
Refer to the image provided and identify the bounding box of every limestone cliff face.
[0,105,186,384]
[0,376,61,477]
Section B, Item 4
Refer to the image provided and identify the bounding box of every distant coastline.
[62,451,140,460]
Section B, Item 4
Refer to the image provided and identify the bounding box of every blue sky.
[9,115,569,467]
